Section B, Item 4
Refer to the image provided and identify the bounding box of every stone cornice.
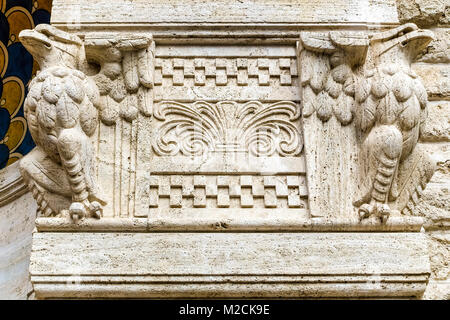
[0,161,28,208]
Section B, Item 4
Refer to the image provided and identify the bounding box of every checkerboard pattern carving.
[148,175,308,209]
[154,58,298,87]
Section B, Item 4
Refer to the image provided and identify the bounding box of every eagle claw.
[69,202,86,222]
[358,203,391,223]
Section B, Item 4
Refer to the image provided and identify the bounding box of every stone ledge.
[30,232,430,299]
[0,161,28,208]
[34,215,425,232]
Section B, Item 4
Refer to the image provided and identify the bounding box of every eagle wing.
[87,36,154,125]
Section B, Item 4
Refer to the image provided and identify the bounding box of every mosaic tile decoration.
[0,0,51,169]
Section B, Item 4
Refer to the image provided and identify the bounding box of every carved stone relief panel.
[18,0,440,298]
[18,24,437,227]
[134,44,308,220]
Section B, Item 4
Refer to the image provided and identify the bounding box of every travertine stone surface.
[416,28,450,63]
[423,230,450,299]
[30,232,430,299]
[397,0,450,299]
[397,0,449,27]
[0,0,446,299]
[51,0,399,27]
[0,162,36,300]
[421,102,450,142]
[413,63,450,100]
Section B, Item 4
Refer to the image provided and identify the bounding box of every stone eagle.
[19,24,106,220]
[301,24,436,222]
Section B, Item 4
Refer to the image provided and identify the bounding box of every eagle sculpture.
[300,23,436,222]
[19,24,106,221]
[354,24,436,221]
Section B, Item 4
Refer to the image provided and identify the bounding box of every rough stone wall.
[397,0,450,300]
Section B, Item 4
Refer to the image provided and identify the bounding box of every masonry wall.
[397,0,450,299]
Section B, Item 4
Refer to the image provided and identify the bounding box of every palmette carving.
[152,101,302,157]
[18,25,106,220]
[300,24,436,221]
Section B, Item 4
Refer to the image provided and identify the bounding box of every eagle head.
[19,24,84,70]
[369,23,434,67]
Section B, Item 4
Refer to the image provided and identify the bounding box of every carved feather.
[358,95,377,132]
[412,78,428,109]
[324,75,341,99]
[56,92,79,129]
[137,86,153,117]
[120,94,139,122]
[42,76,62,104]
[392,72,412,103]
[64,76,85,104]
[137,48,154,88]
[316,91,333,122]
[79,100,98,137]
[36,99,56,131]
[122,51,140,93]
[109,77,127,103]
[334,94,354,125]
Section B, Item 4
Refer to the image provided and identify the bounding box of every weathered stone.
[414,63,450,100]
[423,231,449,299]
[421,102,450,142]
[416,28,450,63]
[0,0,448,300]
[397,0,450,27]
[417,142,450,226]
[0,162,37,300]
[30,232,430,299]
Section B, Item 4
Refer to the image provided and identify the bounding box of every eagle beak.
[370,23,434,60]
[19,29,52,55]
[398,29,435,55]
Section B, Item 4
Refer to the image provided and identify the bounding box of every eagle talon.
[378,204,391,224]
[359,203,374,220]
[359,202,391,223]
[89,201,102,219]
[69,202,86,221]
